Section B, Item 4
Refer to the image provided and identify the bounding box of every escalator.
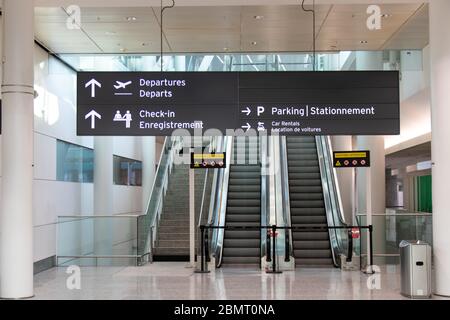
[286,136,333,266]
[221,137,261,266]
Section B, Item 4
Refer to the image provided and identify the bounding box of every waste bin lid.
[399,240,429,247]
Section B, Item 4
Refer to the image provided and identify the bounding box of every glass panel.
[56,140,93,183]
[113,155,142,186]
[357,214,432,265]
[57,215,138,266]
[137,138,173,258]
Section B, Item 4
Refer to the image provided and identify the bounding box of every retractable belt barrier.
[197,224,373,274]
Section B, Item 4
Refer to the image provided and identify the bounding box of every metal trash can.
[399,240,432,298]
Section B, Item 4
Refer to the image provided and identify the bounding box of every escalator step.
[222,257,260,265]
[227,199,260,207]
[295,258,333,266]
[229,178,260,185]
[287,166,319,173]
[289,193,323,200]
[288,179,321,186]
[291,216,327,224]
[289,186,322,193]
[291,208,326,215]
[290,200,324,208]
[224,230,260,239]
[288,155,318,161]
[230,172,261,179]
[230,165,261,172]
[228,192,261,199]
[226,214,260,222]
[226,207,261,214]
[292,231,329,241]
[289,173,321,179]
[224,239,260,248]
[294,249,332,259]
[223,248,261,257]
[293,240,331,250]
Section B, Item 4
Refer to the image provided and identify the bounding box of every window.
[113,156,142,186]
[56,140,94,183]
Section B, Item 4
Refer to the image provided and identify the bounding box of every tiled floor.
[32,263,448,300]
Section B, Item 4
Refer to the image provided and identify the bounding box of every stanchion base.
[266,271,283,274]
[194,270,211,274]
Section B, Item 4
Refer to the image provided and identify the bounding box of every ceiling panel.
[34,3,430,54]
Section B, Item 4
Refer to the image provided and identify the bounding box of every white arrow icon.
[241,123,251,132]
[241,107,251,116]
[85,78,101,98]
[85,110,101,129]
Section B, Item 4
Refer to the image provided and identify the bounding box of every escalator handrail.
[213,136,233,267]
[316,136,348,267]
[279,136,294,258]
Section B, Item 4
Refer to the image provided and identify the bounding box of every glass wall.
[56,140,94,183]
[113,156,142,186]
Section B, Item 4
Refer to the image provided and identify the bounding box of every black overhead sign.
[191,153,226,169]
[333,150,371,168]
[77,71,400,136]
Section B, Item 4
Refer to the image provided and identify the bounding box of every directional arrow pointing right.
[241,107,251,116]
[241,123,251,132]
[85,110,102,129]
[85,78,102,98]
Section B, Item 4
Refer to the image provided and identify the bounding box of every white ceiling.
[34,3,429,54]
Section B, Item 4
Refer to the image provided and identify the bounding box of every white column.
[141,137,156,213]
[93,137,114,264]
[331,136,353,223]
[355,52,386,266]
[430,0,450,297]
[0,0,35,299]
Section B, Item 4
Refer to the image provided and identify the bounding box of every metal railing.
[198,224,373,273]
[316,136,349,267]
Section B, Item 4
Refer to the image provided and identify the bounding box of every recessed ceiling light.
[360,40,368,44]
[105,31,117,36]
[141,42,149,46]
[119,48,127,52]
[381,13,391,18]
[254,15,264,20]
[126,16,137,21]
[251,41,257,46]
[223,47,229,51]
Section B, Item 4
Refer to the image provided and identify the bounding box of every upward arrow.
[85,78,102,98]
[85,110,102,129]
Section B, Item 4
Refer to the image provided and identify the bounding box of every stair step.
[224,230,260,239]
[224,239,260,248]
[290,200,324,208]
[292,231,329,241]
[294,249,332,259]
[289,193,323,201]
[222,257,260,265]
[291,208,326,215]
[295,258,334,266]
[293,240,331,250]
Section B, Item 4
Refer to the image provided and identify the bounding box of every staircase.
[222,137,261,266]
[286,136,333,266]
[152,164,207,261]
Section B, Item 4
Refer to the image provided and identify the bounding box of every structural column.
[355,52,386,265]
[93,137,114,264]
[141,137,156,213]
[331,136,353,223]
[429,0,450,296]
[0,0,35,299]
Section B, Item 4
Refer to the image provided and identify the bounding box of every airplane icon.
[114,81,132,89]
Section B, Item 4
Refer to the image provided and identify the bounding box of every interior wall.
[0,44,146,264]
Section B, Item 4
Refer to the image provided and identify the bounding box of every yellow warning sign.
[335,161,342,167]
[334,152,368,159]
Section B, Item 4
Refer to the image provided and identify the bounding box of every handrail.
[316,135,348,267]
[279,136,294,259]
[260,135,269,264]
[137,136,180,262]
[213,136,233,267]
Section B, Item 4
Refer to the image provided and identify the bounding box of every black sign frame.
[333,150,371,168]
